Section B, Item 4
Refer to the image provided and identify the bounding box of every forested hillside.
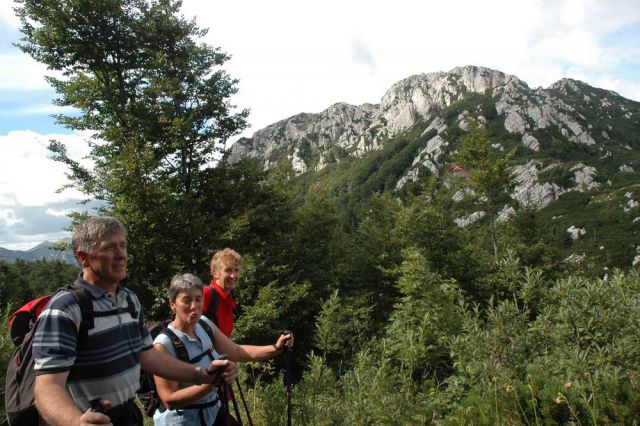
[2,0,639,424]
[231,66,640,272]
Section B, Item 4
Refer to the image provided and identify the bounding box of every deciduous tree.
[453,121,515,261]
[15,0,248,297]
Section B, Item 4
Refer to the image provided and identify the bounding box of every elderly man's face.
[79,232,127,286]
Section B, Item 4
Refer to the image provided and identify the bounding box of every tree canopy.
[15,0,248,297]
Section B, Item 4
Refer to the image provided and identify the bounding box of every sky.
[1,0,639,250]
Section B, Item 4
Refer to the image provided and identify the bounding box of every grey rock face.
[227,66,638,233]
[511,161,564,210]
[521,133,540,151]
[396,134,449,189]
[571,164,600,191]
[229,66,615,176]
[229,66,521,171]
[454,211,486,228]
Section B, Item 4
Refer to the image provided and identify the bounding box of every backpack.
[4,283,138,426]
[137,318,216,417]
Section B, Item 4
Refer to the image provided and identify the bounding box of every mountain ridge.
[227,65,640,269]
[0,240,76,264]
[229,65,638,175]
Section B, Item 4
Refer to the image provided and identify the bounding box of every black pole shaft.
[221,384,231,426]
[285,348,292,426]
[235,377,254,426]
[228,384,243,426]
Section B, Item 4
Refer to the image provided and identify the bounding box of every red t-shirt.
[203,280,236,337]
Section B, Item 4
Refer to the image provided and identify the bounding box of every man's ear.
[76,250,90,267]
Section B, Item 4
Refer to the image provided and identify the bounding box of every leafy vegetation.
[3,1,640,425]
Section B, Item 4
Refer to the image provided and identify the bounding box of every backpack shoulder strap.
[122,291,139,319]
[198,318,215,345]
[160,327,189,362]
[185,319,216,364]
[64,283,94,339]
[203,287,220,326]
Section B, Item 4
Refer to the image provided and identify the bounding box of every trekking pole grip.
[207,353,229,384]
[282,330,293,352]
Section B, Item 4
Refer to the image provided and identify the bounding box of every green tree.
[15,0,248,298]
[453,121,515,261]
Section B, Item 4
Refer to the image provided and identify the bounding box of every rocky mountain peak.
[226,65,640,268]
[229,66,638,188]
[229,66,534,170]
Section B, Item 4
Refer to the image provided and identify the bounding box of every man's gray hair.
[168,273,203,301]
[72,216,127,254]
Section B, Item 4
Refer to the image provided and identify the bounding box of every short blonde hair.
[210,248,242,274]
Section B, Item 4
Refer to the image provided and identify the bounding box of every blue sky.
[1,0,639,250]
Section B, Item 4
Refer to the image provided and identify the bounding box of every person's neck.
[172,317,197,337]
[213,281,232,297]
[82,271,119,296]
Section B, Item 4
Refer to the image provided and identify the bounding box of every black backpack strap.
[204,288,220,327]
[64,284,95,339]
[186,319,216,364]
[63,284,139,339]
[123,292,139,319]
[160,321,216,365]
[198,319,215,344]
[160,328,189,362]
[204,289,238,324]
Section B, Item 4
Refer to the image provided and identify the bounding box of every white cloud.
[0,130,92,207]
[176,0,640,139]
[0,208,22,226]
[0,53,52,91]
[0,102,77,116]
[0,1,19,29]
[45,207,73,217]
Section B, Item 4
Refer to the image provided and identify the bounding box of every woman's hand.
[204,359,236,385]
[274,332,294,352]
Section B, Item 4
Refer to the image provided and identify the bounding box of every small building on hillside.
[447,164,469,178]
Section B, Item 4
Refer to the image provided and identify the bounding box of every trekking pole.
[211,354,233,426]
[221,383,231,426]
[228,383,243,426]
[283,330,293,426]
[235,377,254,426]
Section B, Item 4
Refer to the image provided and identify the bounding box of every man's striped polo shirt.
[33,275,153,411]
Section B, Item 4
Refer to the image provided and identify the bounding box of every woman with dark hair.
[153,273,293,425]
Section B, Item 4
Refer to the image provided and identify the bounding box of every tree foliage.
[4,2,639,425]
[453,121,515,260]
[14,0,248,300]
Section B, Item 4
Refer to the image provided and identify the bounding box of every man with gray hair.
[32,216,236,426]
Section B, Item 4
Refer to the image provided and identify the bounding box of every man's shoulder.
[117,284,142,303]
[47,289,83,310]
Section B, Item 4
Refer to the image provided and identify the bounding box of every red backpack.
[7,295,53,346]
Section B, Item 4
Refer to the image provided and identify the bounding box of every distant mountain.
[0,241,76,264]
[228,65,640,269]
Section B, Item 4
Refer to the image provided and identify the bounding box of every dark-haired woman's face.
[170,287,203,325]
